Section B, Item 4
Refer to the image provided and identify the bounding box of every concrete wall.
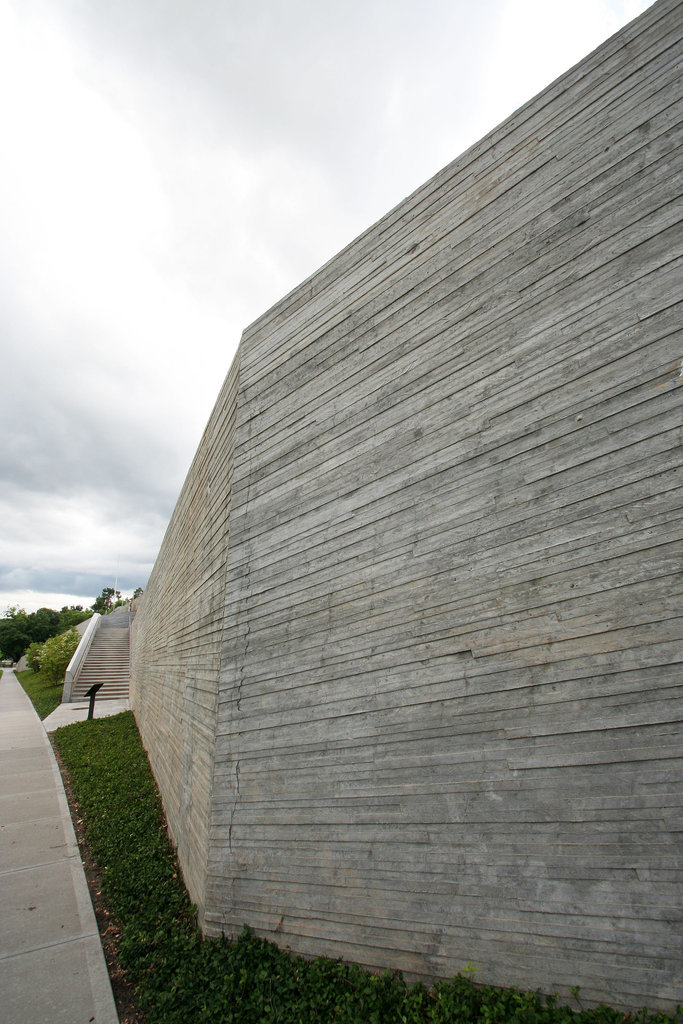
[131,0,682,1010]
[131,355,240,906]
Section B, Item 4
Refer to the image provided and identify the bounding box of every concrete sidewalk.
[0,668,119,1024]
[43,697,130,732]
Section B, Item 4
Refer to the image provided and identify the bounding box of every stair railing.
[62,613,102,702]
[127,606,134,680]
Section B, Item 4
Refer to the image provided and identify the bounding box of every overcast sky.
[0,0,653,614]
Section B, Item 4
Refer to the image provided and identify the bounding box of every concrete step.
[68,617,132,702]
[71,681,130,700]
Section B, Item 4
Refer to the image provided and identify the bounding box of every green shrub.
[25,640,44,672]
[40,627,79,682]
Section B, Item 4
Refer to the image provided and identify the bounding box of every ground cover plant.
[16,667,64,719]
[54,713,682,1024]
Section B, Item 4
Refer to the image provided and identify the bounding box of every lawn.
[16,667,64,719]
[54,713,682,1024]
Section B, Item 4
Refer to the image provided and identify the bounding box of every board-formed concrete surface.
[131,0,682,1009]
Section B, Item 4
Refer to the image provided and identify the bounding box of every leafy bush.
[25,640,44,672]
[40,627,79,682]
[54,713,683,1024]
[22,626,81,686]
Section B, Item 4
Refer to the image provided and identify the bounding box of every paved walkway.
[43,698,130,732]
[0,668,119,1023]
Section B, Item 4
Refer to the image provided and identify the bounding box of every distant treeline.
[0,585,144,663]
[0,605,92,662]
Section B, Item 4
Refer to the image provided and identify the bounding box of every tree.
[0,604,91,661]
[58,606,91,631]
[91,587,119,614]
[133,587,144,600]
[30,607,61,643]
[0,608,31,662]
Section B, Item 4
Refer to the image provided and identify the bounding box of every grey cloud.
[0,372,185,514]
[0,566,143,598]
[39,0,499,194]
[1,0,647,611]
[0,286,194,518]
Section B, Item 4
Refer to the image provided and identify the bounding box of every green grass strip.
[16,667,64,719]
[54,713,682,1024]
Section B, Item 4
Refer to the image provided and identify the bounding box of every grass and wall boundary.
[54,712,682,1024]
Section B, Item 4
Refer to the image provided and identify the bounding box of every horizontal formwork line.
[242,39,679,383]
[223,793,683,819]
[211,745,683,781]
[211,828,679,851]
[219,572,682,673]
[226,807,679,830]
[226,652,682,714]
[239,268,679,520]
[212,738,683,776]
[212,723,682,768]
[211,763,683,798]
[209,871,683,921]
[216,710,683,748]
[232,487,682,588]
[214,759,683,792]
[223,438,679,622]
[208,893,682,941]
[232,289,680,517]
[209,884,681,935]
[216,630,682,707]
[237,256,679,503]
[198,348,683,552]
[221,683,683,742]
[227,372,681,563]
[222,434,681,601]
[238,182,681,468]
[233,297,679,515]
[237,279,682,507]
[237,292,680,497]
[240,131,681,422]
[219,524,681,644]
[208,870,683,909]
[240,129,679,448]
[209,853,683,881]
[225,572,683,673]
[212,729,683,768]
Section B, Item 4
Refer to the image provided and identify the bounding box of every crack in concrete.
[228,759,241,851]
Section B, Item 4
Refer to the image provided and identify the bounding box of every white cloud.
[479,0,653,130]
[0,0,656,614]
[0,591,98,615]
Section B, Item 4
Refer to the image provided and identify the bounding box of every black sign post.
[84,682,104,720]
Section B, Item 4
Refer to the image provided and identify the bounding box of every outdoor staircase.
[68,609,132,701]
